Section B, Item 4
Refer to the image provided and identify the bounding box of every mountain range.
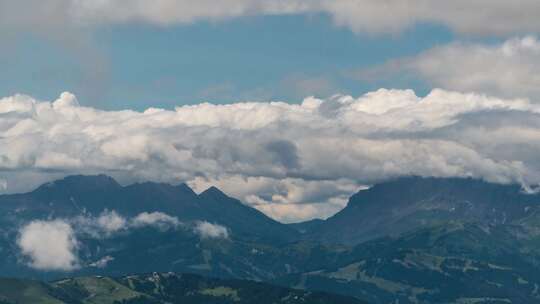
[2,175,540,303]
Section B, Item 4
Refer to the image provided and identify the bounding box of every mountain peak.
[34,174,121,193]
[176,182,197,196]
[199,186,228,198]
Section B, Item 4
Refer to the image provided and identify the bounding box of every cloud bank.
[2,89,540,221]
[2,0,540,36]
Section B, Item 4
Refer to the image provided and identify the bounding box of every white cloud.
[318,1,540,36]
[2,1,540,36]
[17,220,79,271]
[131,212,181,230]
[73,210,127,237]
[15,211,180,271]
[194,221,229,239]
[96,210,127,233]
[3,89,540,221]
[361,36,540,101]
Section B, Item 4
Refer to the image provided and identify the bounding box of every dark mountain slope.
[306,176,540,244]
[198,186,295,242]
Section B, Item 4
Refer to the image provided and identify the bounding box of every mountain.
[303,176,540,245]
[5,174,540,302]
[0,273,365,304]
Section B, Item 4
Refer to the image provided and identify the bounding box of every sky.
[2,1,540,223]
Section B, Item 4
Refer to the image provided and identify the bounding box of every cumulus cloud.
[17,220,79,271]
[359,36,540,101]
[3,89,540,221]
[194,221,229,239]
[2,1,540,36]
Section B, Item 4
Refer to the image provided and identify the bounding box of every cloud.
[318,1,540,36]
[358,36,540,101]
[74,211,180,236]
[96,210,127,233]
[17,220,79,271]
[131,212,181,230]
[2,89,540,221]
[73,210,128,237]
[15,211,181,271]
[194,221,229,239]
[2,1,540,36]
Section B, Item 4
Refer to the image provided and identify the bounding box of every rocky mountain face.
[3,175,540,303]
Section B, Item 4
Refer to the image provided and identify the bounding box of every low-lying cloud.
[17,220,79,271]
[131,212,181,230]
[17,211,183,271]
[75,210,181,237]
[194,221,229,239]
[96,210,126,234]
[2,89,540,221]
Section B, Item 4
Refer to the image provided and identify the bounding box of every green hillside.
[0,273,365,304]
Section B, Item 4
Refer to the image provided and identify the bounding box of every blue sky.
[1,14,457,110]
